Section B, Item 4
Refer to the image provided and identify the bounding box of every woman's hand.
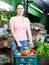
[29,42,34,48]
[17,42,22,47]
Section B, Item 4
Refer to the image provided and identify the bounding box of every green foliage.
[34,39,49,56]
[0,10,16,23]
[10,11,16,17]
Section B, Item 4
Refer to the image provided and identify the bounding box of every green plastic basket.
[14,55,39,65]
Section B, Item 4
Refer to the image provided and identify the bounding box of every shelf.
[0,48,14,65]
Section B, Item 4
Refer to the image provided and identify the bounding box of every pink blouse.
[10,16,30,41]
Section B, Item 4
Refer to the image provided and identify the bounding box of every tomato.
[30,48,35,53]
[19,48,35,56]
[19,50,23,55]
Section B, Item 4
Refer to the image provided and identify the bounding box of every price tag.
[4,40,8,47]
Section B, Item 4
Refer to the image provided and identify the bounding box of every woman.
[9,3,34,55]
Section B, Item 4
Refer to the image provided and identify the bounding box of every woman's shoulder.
[9,16,17,24]
[10,16,17,22]
[24,17,30,24]
[24,17,29,20]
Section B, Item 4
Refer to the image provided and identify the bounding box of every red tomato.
[30,48,35,53]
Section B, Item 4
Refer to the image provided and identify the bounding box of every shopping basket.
[14,55,39,65]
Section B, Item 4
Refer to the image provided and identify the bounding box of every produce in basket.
[18,48,35,56]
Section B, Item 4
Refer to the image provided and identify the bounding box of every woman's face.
[16,4,24,16]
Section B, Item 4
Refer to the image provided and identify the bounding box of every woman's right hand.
[17,42,22,47]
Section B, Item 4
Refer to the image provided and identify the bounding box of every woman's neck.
[16,15,24,22]
[17,14,23,16]
[17,15,24,18]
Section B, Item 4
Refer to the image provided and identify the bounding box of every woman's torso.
[10,16,30,41]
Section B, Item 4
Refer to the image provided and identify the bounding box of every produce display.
[16,48,35,56]
[0,54,10,64]
[0,10,16,23]
[34,39,49,56]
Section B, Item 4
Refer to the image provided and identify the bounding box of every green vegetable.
[34,39,49,56]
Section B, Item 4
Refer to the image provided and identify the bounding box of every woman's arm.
[27,19,34,48]
[9,19,22,47]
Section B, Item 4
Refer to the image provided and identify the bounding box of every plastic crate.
[14,55,39,65]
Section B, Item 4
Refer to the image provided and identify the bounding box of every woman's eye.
[21,8,23,9]
[17,8,23,10]
[17,8,20,10]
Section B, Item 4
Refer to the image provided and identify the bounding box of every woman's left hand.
[29,42,34,48]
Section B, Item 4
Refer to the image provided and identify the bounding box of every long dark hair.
[16,3,24,9]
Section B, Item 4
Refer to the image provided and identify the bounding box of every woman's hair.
[16,3,24,9]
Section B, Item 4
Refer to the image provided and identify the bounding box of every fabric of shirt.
[10,16,30,41]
